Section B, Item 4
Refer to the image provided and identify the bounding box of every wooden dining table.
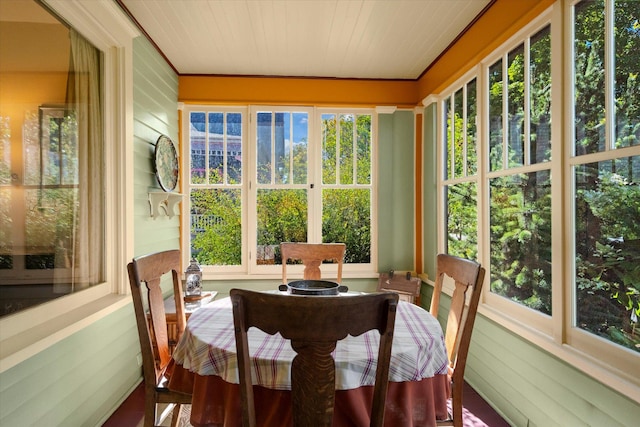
[167,293,451,427]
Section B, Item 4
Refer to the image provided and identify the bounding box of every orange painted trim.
[177,107,184,268]
[179,75,418,108]
[417,0,555,98]
[414,112,423,274]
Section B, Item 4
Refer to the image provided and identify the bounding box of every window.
[438,0,639,392]
[570,0,639,354]
[319,112,372,265]
[254,108,312,267]
[0,2,104,316]
[0,0,133,370]
[186,109,246,271]
[183,106,376,276]
[487,23,553,315]
[442,77,479,260]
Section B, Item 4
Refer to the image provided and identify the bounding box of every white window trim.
[182,105,379,280]
[180,105,249,276]
[0,0,137,374]
[436,2,640,401]
[561,0,640,398]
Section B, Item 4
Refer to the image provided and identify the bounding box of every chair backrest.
[230,289,399,427]
[377,271,422,304]
[429,254,485,426]
[127,250,186,388]
[280,242,346,284]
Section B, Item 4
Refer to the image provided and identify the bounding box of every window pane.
[467,79,478,175]
[356,115,371,185]
[454,88,464,177]
[0,187,10,270]
[322,188,370,263]
[190,188,241,265]
[256,189,307,264]
[0,14,103,316]
[530,25,552,163]
[190,112,206,184]
[574,156,640,352]
[445,182,477,260]
[25,188,77,270]
[490,171,552,315]
[275,112,290,184]
[574,0,606,155]
[208,112,223,184]
[489,59,504,171]
[508,44,525,168]
[614,1,640,149]
[292,112,308,185]
[339,114,354,185]
[257,111,307,185]
[257,112,273,184]
[444,97,452,179]
[226,113,243,184]
[322,114,337,184]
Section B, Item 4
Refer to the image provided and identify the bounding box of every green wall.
[131,36,181,256]
[377,110,416,273]
[0,304,139,427]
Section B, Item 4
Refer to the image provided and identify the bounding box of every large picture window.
[183,106,376,276]
[0,4,104,316]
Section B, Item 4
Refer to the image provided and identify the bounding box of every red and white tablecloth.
[169,295,450,427]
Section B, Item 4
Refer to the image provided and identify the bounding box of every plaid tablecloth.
[172,295,448,391]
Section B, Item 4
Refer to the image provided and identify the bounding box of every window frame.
[181,105,249,276]
[181,105,378,279]
[563,0,640,390]
[436,2,640,399]
[0,0,137,373]
[439,74,480,262]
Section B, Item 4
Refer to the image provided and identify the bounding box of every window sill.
[0,294,130,373]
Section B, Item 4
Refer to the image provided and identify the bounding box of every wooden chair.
[280,242,346,284]
[127,250,192,427]
[429,254,486,427]
[230,289,399,427]
[377,270,422,304]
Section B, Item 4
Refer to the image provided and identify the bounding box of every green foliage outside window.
[490,172,552,315]
[572,0,640,352]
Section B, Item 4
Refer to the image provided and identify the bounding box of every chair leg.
[452,381,463,427]
[170,404,182,427]
[143,398,157,427]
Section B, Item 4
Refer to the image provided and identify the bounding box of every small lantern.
[184,258,203,299]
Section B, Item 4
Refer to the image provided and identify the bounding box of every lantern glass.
[185,258,202,298]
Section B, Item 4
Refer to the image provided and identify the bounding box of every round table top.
[172,295,448,390]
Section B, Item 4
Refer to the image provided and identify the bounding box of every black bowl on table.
[278,280,349,295]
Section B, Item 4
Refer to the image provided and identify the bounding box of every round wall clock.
[154,135,179,192]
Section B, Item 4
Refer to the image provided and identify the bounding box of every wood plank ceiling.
[117,0,492,80]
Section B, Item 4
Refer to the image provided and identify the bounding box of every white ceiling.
[117,0,492,80]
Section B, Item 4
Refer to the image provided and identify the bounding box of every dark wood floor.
[103,380,511,427]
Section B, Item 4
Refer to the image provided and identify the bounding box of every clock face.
[154,135,179,192]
